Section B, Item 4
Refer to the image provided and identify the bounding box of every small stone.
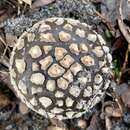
[59,31,71,42]
[63,70,73,83]
[40,33,56,42]
[30,73,45,85]
[77,119,87,129]
[17,39,24,50]
[66,97,74,107]
[48,64,65,78]
[94,74,103,84]
[51,107,64,114]
[92,46,104,57]
[81,55,95,66]
[39,97,52,108]
[60,55,74,68]
[43,45,53,55]
[31,87,43,95]
[30,97,38,106]
[63,24,73,31]
[15,59,26,73]
[55,91,64,98]
[87,34,97,42]
[57,77,69,90]
[79,43,88,53]
[69,85,81,97]
[70,63,83,75]
[29,45,42,58]
[83,86,93,97]
[69,43,79,55]
[27,33,35,42]
[75,28,85,38]
[32,62,39,71]
[19,102,29,115]
[55,18,64,25]
[57,100,64,107]
[18,80,27,94]
[39,23,51,32]
[39,56,53,70]
[55,47,67,61]
[46,80,56,91]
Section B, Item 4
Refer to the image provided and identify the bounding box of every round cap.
[10,17,112,120]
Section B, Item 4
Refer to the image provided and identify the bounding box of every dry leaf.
[112,36,126,51]
[105,106,123,117]
[0,92,11,108]
[32,0,55,9]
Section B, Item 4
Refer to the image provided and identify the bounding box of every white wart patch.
[39,97,52,108]
[30,73,45,85]
[29,45,42,58]
[15,59,26,74]
[48,64,65,78]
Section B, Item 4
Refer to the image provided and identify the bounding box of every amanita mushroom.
[10,17,112,120]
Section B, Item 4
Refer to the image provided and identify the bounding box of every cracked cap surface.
[10,17,112,120]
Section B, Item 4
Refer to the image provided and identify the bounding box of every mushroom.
[9,17,112,120]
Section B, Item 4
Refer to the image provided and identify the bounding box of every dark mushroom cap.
[10,17,112,120]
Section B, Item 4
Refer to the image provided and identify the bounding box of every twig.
[95,10,115,36]
[118,44,130,82]
[0,36,10,68]
[117,0,130,84]
[105,116,112,130]
[118,0,130,43]
[122,68,130,74]
[5,0,16,8]
[0,56,10,68]
[22,4,27,14]
[0,36,11,52]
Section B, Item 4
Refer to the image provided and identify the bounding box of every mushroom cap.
[10,17,112,120]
